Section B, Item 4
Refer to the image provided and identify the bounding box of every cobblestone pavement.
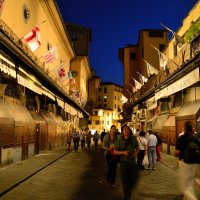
[0,145,182,200]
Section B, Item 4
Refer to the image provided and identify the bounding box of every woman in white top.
[137,131,147,170]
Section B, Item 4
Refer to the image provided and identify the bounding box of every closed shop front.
[30,111,48,154]
[0,100,15,166]
[41,112,56,150]
[6,101,36,160]
[162,114,176,154]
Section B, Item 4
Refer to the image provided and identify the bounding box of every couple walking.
[102,124,140,200]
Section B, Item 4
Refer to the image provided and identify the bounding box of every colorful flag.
[137,72,148,85]
[144,60,159,77]
[129,83,136,93]
[160,23,185,47]
[67,71,76,84]
[43,46,58,63]
[24,27,41,52]
[151,44,168,70]
[159,52,168,70]
[121,95,128,104]
[52,62,67,83]
[131,77,142,91]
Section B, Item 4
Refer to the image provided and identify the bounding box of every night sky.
[56,0,198,86]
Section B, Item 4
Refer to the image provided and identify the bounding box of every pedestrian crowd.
[64,120,200,200]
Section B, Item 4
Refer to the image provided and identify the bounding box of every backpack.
[184,138,200,164]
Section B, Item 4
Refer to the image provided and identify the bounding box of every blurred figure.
[137,130,147,170]
[154,131,162,161]
[146,130,157,170]
[93,130,99,151]
[114,124,139,200]
[80,128,86,150]
[175,121,200,200]
[66,129,72,152]
[102,125,118,188]
[72,128,80,152]
[100,129,107,142]
[86,131,93,149]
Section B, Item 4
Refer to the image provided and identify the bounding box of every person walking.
[146,130,158,170]
[100,129,107,143]
[175,121,200,200]
[86,130,93,149]
[66,129,72,152]
[72,128,80,152]
[80,128,86,150]
[102,125,118,188]
[137,130,147,170]
[154,131,162,161]
[114,124,140,200]
[93,130,99,151]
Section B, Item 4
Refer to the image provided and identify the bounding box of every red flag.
[52,62,67,83]
[43,47,58,63]
[24,27,41,52]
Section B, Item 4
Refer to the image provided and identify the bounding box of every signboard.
[155,68,199,100]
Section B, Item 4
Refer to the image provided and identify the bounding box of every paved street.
[0,144,182,200]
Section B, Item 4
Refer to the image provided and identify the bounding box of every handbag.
[142,154,149,166]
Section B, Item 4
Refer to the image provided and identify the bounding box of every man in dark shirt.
[175,121,200,200]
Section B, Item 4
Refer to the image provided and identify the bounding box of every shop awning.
[163,115,176,127]
[153,114,169,130]
[30,111,47,124]
[176,101,200,119]
[40,112,56,124]
[6,102,35,125]
[147,114,158,123]
[0,100,14,126]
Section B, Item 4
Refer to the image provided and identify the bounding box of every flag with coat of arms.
[52,62,67,84]
[144,59,159,77]
[24,27,41,52]
[43,46,58,63]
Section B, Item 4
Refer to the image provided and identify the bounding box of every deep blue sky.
[56,0,198,86]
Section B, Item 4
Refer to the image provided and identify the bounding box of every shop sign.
[155,68,199,100]
[0,54,16,78]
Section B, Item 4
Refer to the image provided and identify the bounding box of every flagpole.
[19,20,47,41]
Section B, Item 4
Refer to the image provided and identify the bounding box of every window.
[104,96,107,102]
[70,31,78,41]
[95,120,100,125]
[173,42,177,57]
[94,111,98,116]
[98,96,101,101]
[104,104,107,107]
[5,85,21,99]
[98,88,101,92]
[130,53,136,60]
[149,31,163,38]
[104,87,107,93]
